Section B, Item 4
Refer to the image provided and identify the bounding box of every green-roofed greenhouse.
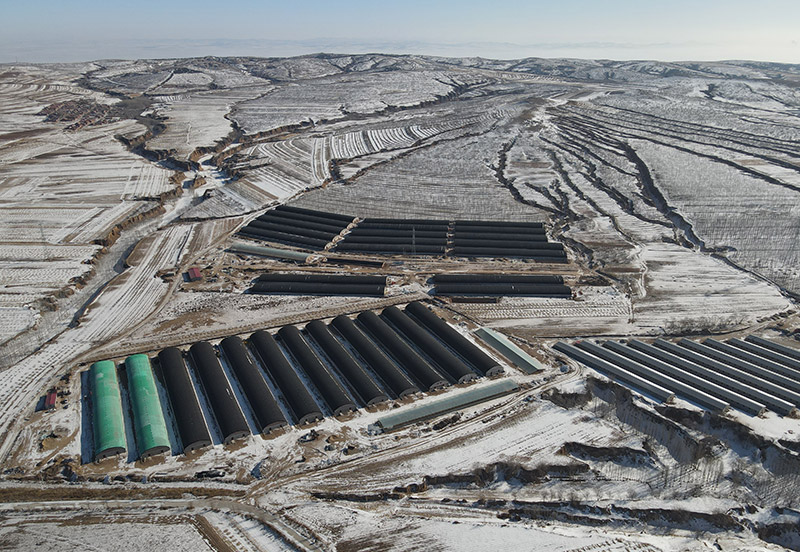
[89,360,127,461]
[125,354,170,459]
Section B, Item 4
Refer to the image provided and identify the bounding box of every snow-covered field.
[147,87,269,160]
[456,286,634,336]
[2,55,800,551]
[293,124,543,220]
[230,70,463,134]
[0,66,179,347]
[0,518,215,552]
[634,140,800,295]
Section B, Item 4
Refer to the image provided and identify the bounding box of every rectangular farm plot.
[0,127,175,203]
[0,243,101,262]
[0,206,102,243]
[0,261,94,289]
[0,306,38,344]
[0,202,154,245]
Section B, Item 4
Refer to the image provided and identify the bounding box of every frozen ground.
[0,65,178,348]
[0,518,214,552]
[1,55,800,551]
[147,87,269,161]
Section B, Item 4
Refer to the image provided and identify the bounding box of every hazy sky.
[1,0,798,63]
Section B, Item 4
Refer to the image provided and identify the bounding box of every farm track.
[0,224,199,463]
[0,210,163,368]
[0,497,321,552]
[85,291,429,362]
[249,365,584,497]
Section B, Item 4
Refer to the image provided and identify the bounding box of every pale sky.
[1,0,798,63]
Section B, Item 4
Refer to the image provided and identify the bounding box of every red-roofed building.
[187,267,203,282]
[45,389,57,411]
